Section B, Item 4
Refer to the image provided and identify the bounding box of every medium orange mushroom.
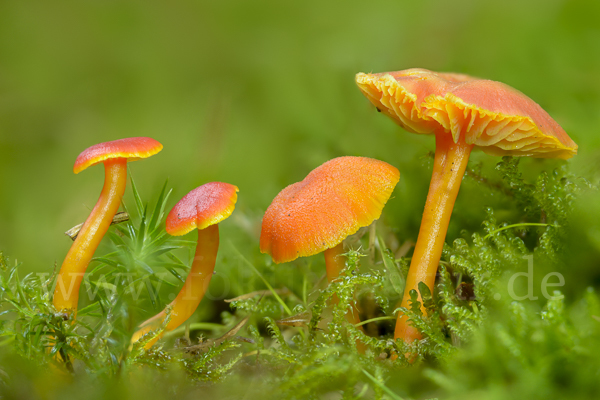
[131,182,238,349]
[356,68,578,344]
[53,137,163,317]
[260,156,399,330]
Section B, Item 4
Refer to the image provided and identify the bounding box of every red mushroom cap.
[74,137,163,174]
[356,68,577,159]
[260,156,400,264]
[166,182,239,236]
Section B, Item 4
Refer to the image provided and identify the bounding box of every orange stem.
[53,158,127,316]
[394,133,473,343]
[324,243,366,345]
[324,243,346,283]
[131,224,219,348]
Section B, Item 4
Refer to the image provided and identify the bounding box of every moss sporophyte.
[356,68,577,347]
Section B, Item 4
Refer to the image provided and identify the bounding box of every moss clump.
[0,158,598,399]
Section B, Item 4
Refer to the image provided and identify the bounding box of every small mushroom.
[130,182,238,349]
[356,68,578,344]
[260,156,399,330]
[53,137,163,317]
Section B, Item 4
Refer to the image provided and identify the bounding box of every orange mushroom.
[356,68,578,344]
[260,156,399,330]
[131,182,238,349]
[53,137,163,317]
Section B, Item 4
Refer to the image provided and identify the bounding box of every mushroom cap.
[166,182,239,236]
[356,68,577,159]
[74,137,163,174]
[260,156,400,264]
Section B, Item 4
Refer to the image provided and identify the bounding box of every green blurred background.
[1,0,599,276]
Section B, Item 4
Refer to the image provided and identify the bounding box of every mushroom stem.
[324,243,364,331]
[395,133,473,343]
[53,158,128,315]
[131,224,219,348]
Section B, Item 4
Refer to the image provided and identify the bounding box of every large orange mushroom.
[356,68,577,344]
[53,137,163,317]
[260,156,399,329]
[131,182,238,349]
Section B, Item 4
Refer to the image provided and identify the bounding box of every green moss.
[1,158,598,399]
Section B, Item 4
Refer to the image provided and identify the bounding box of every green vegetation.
[1,0,600,398]
[1,157,599,399]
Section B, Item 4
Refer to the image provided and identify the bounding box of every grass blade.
[227,241,292,315]
[362,369,406,400]
[129,172,145,218]
[148,179,171,233]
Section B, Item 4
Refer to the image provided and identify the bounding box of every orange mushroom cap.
[260,156,400,264]
[356,68,577,159]
[166,182,239,236]
[74,137,163,174]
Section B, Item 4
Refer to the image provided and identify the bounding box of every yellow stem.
[53,158,127,316]
[131,224,219,348]
[394,133,473,344]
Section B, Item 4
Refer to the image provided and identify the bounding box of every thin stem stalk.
[53,159,128,316]
[394,133,473,343]
[131,224,219,348]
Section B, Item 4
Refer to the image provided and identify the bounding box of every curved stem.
[53,159,127,316]
[394,133,473,344]
[131,224,219,348]
[324,243,366,349]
